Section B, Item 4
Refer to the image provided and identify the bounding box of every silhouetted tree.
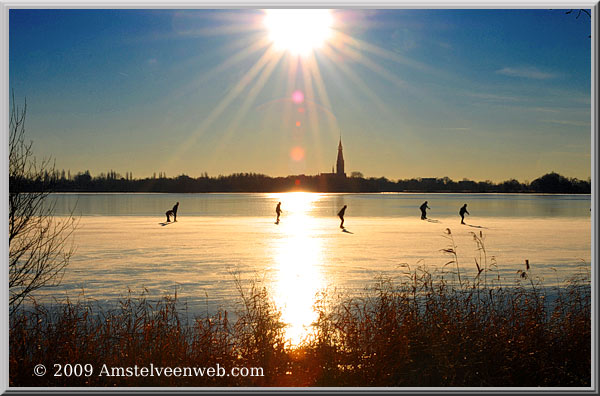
[531,172,570,193]
[74,170,92,185]
[9,95,78,313]
[498,178,524,193]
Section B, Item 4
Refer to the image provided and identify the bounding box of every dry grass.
[306,273,590,386]
[10,232,591,387]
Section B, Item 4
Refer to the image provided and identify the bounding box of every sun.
[263,9,334,56]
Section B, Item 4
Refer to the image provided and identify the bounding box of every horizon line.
[37,169,591,185]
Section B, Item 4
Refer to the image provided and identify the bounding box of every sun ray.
[304,53,337,170]
[324,32,479,150]
[275,55,306,174]
[208,48,285,168]
[172,35,271,102]
[335,32,475,129]
[335,30,473,119]
[254,58,289,174]
[319,43,392,116]
[151,33,272,142]
[189,46,275,136]
[172,9,264,37]
[176,24,263,37]
[161,45,278,173]
[305,53,339,133]
[281,56,300,171]
[336,31,441,77]
[332,41,407,90]
[298,57,325,172]
[305,53,334,114]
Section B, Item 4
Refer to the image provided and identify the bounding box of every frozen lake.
[33,192,592,344]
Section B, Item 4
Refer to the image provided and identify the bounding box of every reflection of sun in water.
[270,192,324,345]
[263,9,334,56]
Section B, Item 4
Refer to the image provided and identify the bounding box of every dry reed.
[10,232,591,387]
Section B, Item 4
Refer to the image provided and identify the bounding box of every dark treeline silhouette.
[12,170,591,194]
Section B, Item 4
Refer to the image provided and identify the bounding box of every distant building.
[336,138,345,176]
[320,136,347,178]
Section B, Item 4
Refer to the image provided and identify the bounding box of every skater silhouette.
[338,205,347,229]
[275,202,282,224]
[165,201,179,223]
[420,201,430,220]
[460,203,470,224]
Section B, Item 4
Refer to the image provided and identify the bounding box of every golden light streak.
[166,35,271,105]
[333,42,407,89]
[304,52,339,166]
[281,56,300,150]
[304,52,334,112]
[163,45,277,172]
[173,10,264,36]
[299,56,323,170]
[210,49,285,162]
[336,31,439,76]
[300,54,334,170]
[333,31,469,125]
[319,44,391,115]
[269,192,325,346]
[198,36,272,85]
[254,53,290,158]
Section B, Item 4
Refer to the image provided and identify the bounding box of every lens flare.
[292,90,304,104]
[290,146,305,161]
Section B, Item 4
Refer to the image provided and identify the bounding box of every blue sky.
[9,8,592,181]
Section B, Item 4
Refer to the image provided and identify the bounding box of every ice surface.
[31,215,591,315]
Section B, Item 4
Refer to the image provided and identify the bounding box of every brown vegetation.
[10,262,590,387]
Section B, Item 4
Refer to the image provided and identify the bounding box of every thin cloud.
[496,66,559,80]
[441,127,471,131]
[530,107,560,113]
[542,119,591,127]
[466,92,521,102]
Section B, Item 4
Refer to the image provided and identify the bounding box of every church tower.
[336,137,346,177]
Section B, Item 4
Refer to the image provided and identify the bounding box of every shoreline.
[47,191,593,195]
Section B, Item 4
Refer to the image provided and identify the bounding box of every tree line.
[13,169,591,194]
[7,94,590,317]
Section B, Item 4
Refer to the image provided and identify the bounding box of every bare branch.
[9,93,79,314]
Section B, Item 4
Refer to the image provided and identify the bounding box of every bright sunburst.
[263,9,334,56]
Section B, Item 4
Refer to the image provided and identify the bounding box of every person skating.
[420,201,430,220]
[338,205,347,229]
[172,202,179,222]
[460,203,470,224]
[275,202,282,224]
[165,202,179,222]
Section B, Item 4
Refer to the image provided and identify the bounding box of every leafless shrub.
[9,94,78,313]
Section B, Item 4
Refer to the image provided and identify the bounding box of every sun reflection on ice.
[270,192,325,346]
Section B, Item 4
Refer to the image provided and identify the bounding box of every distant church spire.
[336,134,345,177]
